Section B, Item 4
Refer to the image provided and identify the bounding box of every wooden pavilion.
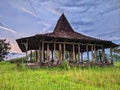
[16,14,118,66]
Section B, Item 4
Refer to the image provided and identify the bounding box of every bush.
[58,60,70,70]
[8,57,26,63]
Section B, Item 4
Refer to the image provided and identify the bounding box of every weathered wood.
[94,45,97,62]
[37,46,40,62]
[63,42,66,60]
[86,45,89,61]
[42,41,44,62]
[102,46,105,63]
[43,41,103,46]
[54,42,56,61]
[91,46,94,62]
[81,52,83,63]
[110,47,113,64]
[73,44,75,61]
[47,43,50,63]
[78,44,80,63]
[59,44,62,62]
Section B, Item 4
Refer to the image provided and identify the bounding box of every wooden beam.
[37,46,40,62]
[43,41,103,46]
[102,46,105,63]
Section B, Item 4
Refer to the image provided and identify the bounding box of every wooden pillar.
[94,45,97,62]
[63,42,66,60]
[30,50,32,61]
[54,42,56,61]
[102,46,105,63]
[37,46,40,62]
[86,45,89,62]
[25,40,28,62]
[81,52,83,63]
[59,44,62,62]
[73,44,75,61]
[78,44,80,63]
[42,41,44,62]
[110,47,113,64]
[91,45,94,62]
[47,43,50,62]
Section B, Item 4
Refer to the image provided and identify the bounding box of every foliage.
[0,61,120,90]
[58,60,70,70]
[0,39,11,61]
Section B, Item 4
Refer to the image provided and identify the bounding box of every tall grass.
[0,61,120,90]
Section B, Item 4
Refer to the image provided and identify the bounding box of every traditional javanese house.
[16,14,118,66]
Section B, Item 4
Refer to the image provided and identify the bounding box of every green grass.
[0,62,120,90]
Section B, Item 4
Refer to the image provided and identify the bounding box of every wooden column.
[94,45,97,62]
[81,52,83,63]
[42,41,44,62]
[47,43,50,62]
[25,40,28,62]
[102,46,105,63]
[78,44,80,63]
[73,44,75,61]
[37,46,40,62]
[54,42,56,61]
[30,50,32,61]
[91,45,94,62]
[110,47,113,64]
[59,44,62,62]
[63,42,66,60]
[86,45,89,62]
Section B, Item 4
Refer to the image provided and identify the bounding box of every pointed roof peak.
[53,13,74,33]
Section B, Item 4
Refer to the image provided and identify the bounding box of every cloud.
[0,26,17,34]
[20,7,37,18]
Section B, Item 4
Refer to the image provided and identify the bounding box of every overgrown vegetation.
[0,61,120,90]
[0,39,10,61]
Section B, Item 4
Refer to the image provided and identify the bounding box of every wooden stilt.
[102,46,105,63]
[37,46,40,62]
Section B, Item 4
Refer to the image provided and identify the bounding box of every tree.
[0,39,11,61]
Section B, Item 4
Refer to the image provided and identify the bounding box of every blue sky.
[0,0,120,52]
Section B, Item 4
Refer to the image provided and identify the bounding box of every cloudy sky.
[0,0,120,52]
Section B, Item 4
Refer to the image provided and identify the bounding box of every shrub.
[58,60,70,70]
